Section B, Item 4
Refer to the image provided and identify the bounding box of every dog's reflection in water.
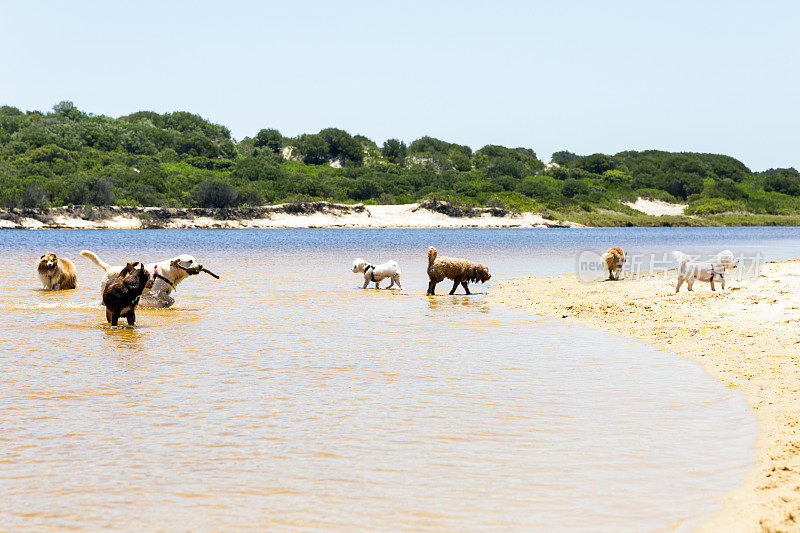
[427,294,491,313]
[102,324,145,350]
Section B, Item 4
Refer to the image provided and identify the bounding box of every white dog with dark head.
[352,258,402,290]
[674,249,739,293]
[81,250,218,307]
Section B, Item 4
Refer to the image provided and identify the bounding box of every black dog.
[102,262,151,326]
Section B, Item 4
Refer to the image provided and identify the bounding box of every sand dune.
[624,197,687,216]
[0,203,582,229]
[489,260,800,532]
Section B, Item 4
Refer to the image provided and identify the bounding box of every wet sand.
[489,259,800,532]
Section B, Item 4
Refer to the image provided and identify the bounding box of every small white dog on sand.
[674,249,739,293]
[352,258,402,289]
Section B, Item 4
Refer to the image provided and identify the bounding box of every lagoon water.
[1,227,796,531]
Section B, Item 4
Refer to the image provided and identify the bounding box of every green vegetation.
[1,101,799,225]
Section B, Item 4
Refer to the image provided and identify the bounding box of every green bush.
[685,198,743,215]
[561,178,589,198]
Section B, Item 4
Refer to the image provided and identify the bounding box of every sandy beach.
[489,260,800,531]
[0,202,582,230]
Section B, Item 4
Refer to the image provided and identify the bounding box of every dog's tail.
[80,250,112,271]
[673,251,690,267]
[427,246,437,268]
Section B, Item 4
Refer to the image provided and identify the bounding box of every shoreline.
[488,261,800,531]
[0,202,582,230]
[5,202,800,230]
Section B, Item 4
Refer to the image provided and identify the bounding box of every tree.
[762,168,800,196]
[174,131,218,158]
[68,178,116,205]
[517,175,559,199]
[450,151,471,171]
[121,130,158,155]
[486,156,526,179]
[195,181,239,207]
[576,153,616,175]
[89,179,116,205]
[297,134,329,165]
[20,185,49,208]
[551,150,576,166]
[382,138,407,165]
[319,128,363,165]
[53,101,85,121]
[254,128,282,152]
[655,172,703,200]
[409,136,471,157]
[561,178,589,198]
[475,145,540,176]
[707,178,746,200]
[233,157,283,181]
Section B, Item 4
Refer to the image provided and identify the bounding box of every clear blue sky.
[2,1,798,170]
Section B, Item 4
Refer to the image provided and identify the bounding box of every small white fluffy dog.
[352,258,402,289]
[81,250,216,307]
[674,249,739,293]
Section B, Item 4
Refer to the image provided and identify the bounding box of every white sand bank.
[0,203,582,230]
[624,197,687,216]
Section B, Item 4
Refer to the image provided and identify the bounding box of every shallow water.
[2,227,793,531]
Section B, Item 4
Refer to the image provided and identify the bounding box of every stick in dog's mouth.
[199,267,220,279]
[175,263,220,279]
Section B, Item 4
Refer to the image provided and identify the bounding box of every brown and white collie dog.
[37,252,77,290]
[602,247,626,281]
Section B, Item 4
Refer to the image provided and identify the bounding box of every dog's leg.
[374,280,380,289]
[721,277,725,290]
[110,311,119,327]
[675,276,683,293]
[126,310,136,326]
[427,280,437,296]
[387,278,394,289]
[687,279,694,291]
[449,279,460,295]
[461,281,471,295]
[362,277,369,289]
[394,276,402,290]
[154,290,175,307]
[106,309,113,324]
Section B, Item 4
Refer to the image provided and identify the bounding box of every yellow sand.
[489,260,800,532]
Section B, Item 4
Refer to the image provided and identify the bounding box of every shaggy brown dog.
[102,262,151,326]
[426,246,491,295]
[37,252,77,290]
[602,247,626,280]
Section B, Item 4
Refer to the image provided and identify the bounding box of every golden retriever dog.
[602,247,626,280]
[102,261,151,326]
[81,250,218,308]
[37,252,77,290]
[426,246,491,296]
